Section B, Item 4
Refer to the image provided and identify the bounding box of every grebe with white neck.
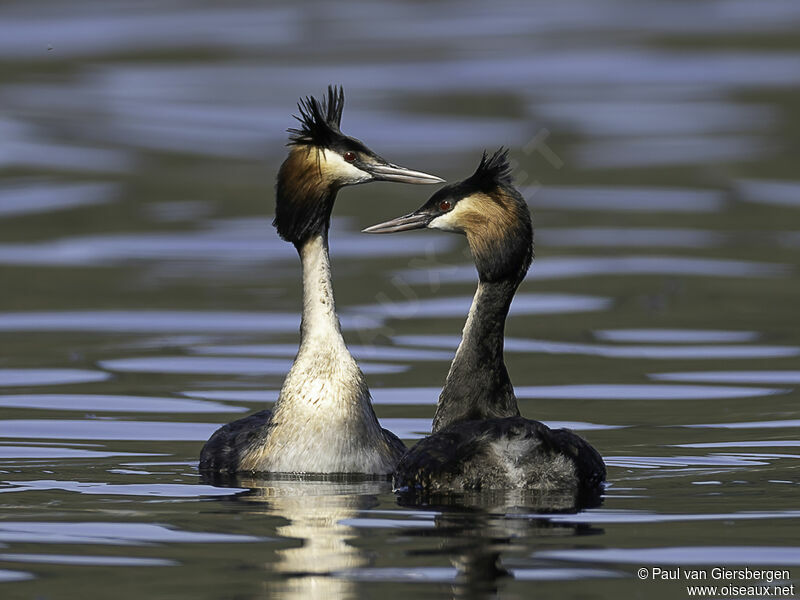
[199,86,443,476]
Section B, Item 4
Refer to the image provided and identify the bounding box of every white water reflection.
[537,255,790,279]
[2,1,800,61]
[736,179,800,207]
[0,311,381,333]
[525,186,723,212]
[0,418,425,441]
[537,546,800,565]
[652,370,800,384]
[0,394,245,413]
[604,455,773,468]
[0,420,217,441]
[99,356,406,376]
[0,116,132,173]
[575,135,766,169]
[189,343,454,362]
[0,480,244,498]
[395,334,800,360]
[0,415,614,445]
[676,441,800,449]
[515,384,784,400]
[0,369,111,387]
[512,568,621,581]
[540,228,724,248]
[336,565,618,583]
[684,420,800,429]
[0,181,118,218]
[341,385,782,403]
[0,446,161,459]
[0,553,175,567]
[535,100,771,137]
[181,390,278,403]
[0,569,34,582]
[595,329,759,343]
[352,293,612,320]
[230,478,392,600]
[397,256,788,284]
[0,522,260,545]
[0,7,298,58]
[100,98,524,157]
[381,417,619,439]
[0,217,453,266]
[530,509,800,525]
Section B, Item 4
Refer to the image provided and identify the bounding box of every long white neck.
[297,232,348,353]
[250,230,395,474]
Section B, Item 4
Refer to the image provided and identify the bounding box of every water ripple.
[515,384,785,400]
[352,293,612,319]
[189,344,454,362]
[595,329,759,343]
[396,256,788,284]
[0,569,33,582]
[0,369,111,387]
[1,480,244,498]
[528,509,800,524]
[540,228,725,248]
[526,186,724,212]
[0,522,262,545]
[99,356,406,376]
[684,420,800,429]
[651,371,800,384]
[0,553,175,567]
[737,179,800,207]
[537,546,800,565]
[0,181,118,218]
[0,219,452,266]
[0,311,382,333]
[676,441,800,449]
[0,394,245,413]
[395,335,799,360]
[0,446,161,459]
[605,455,773,468]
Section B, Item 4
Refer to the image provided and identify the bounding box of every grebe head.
[364,149,533,282]
[274,86,443,245]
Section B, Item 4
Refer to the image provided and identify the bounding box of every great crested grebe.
[364,150,606,493]
[200,86,443,475]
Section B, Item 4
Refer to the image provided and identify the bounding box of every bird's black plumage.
[367,150,606,497]
[393,417,605,494]
[287,85,345,148]
[199,409,272,473]
[465,148,515,190]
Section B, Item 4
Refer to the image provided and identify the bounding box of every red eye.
[343,151,356,163]
[439,200,452,211]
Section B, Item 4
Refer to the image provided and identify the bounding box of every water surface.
[1,1,798,598]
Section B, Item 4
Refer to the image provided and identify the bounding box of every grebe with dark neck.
[199,86,443,475]
[365,150,605,494]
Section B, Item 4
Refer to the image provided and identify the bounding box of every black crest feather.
[287,85,345,147]
[466,148,514,190]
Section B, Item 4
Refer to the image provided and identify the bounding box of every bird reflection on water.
[396,486,603,597]
[203,471,390,599]
[203,472,603,598]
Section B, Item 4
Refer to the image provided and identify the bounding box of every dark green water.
[0,1,799,598]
